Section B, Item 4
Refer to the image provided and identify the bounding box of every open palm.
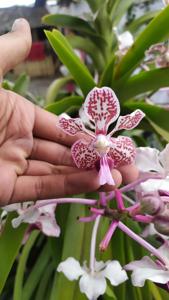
[0,19,138,206]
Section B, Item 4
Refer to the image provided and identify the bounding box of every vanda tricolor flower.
[59,87,144,185]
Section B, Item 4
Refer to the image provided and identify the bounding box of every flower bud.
[139,192,164,215]
[154,205,169,235]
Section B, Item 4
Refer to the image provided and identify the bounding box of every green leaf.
[126,11,159,34]
[45,95,83,115]
[45,29,96,96]
[46,76,73,104]
[22,243,50,300]
[50,203,86,300]
[35,262,53,300]
[115,6,169,79]
[85,0,102,12]
[13,231,39,300]
[99,54,115,86]
[112,0,133,26]
[116,68,169,101]
[67,35,105,72]
[42,14,96,35]
[13,73,30,96]
[0,213,27,293]
[125,101,169,142]
[147,282,163,300]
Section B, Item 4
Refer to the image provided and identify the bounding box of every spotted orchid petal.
[59,117,85,136]
[71,140,99,169]
[109,136,136,167]
[109,110,145,136]
[84,87,120,135]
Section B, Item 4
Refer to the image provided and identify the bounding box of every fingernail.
[12,18,24,31]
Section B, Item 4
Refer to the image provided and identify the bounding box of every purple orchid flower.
[59,87,145,185]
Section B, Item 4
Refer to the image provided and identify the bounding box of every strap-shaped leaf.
[46,76,73,104]
[50,203,86,300]
[42,14,96,35]
[45,29,96,96]
[126,10,159,34]
[115,5,169,79]
[0,213,27,293]
[116,68,169,101]
[45,96,83,115]
[125,101,169,142]
[67,35,105,72]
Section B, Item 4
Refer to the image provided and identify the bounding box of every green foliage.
[45,29,96,96]
[45,95,83,115]
[0,213,27,293]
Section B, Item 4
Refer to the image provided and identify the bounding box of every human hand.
[0,19,138,206]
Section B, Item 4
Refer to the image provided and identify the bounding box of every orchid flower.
[125,243,169,288]
[58,216,127,300]
[136,144,169,193]
[57,257,127,300]
[59,87,144,185]
[150,87,169,106]
[145,43,169,68]
[4,201,60,237]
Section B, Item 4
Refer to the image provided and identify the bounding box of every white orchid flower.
[4,201,60,238]
[136,144,169,192]
[57,257,128,300]
[125,243,169,287]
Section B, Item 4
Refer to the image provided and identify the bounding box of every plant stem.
[118,222,165,263]
[89,215,101,274]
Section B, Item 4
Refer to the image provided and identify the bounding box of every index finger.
[33,105,88,146]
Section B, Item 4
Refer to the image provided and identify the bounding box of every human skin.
[0,18,138,206]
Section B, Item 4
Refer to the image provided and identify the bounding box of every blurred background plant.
[1,0,169,299]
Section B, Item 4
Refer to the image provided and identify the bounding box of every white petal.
[79,273,106,300]
[102,261,128,286]
[136,147,163,173]
[38,203,56,215]
[125,256,169,287]
[3,203,21,212]
[12,215,24,228]
[159,144,169,174]
[37,215,60,237]
[158,243,169,264]
[23,208,40,224]
[118,31,134,50]
[140,178,169,193]
[57,257,84,281]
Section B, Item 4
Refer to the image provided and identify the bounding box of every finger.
[118,164,139,184]
[11,170,101,203]
[33,106,89,146]
[30,138,74,166]
[24,160,80,176]
[0,18,32,77]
